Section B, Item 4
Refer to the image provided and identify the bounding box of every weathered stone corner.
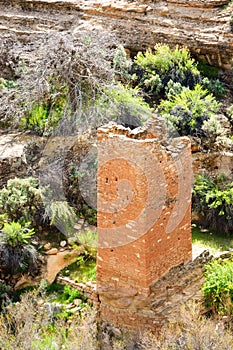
[97,116,193,330]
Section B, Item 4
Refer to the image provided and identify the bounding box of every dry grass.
[139,302,233,350]
[0,292,233,349]
[0,290,97,350]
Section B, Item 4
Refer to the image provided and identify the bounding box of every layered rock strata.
[0,0,232,68]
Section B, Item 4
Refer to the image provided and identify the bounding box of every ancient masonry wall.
[97,118,193,330]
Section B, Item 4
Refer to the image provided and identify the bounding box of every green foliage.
[193,174,233,234]
[80,204,97,226]
[1,221,35,248]
[61,250,96,283]
[132,44,200,101]
[197,61,219,79]
[202,258,233,315]
[0,221,37,276]
[159,84,220,135]
[20,85,68,135]
[113,45,132,82]
[201,77,226,97]
[0,177,43,226]
[135,44,198,75]
[164,79,183,99]
[45,282,86,305]
[48,201,77,235]
[56,285,86,304]
[20,104,48,135]
[77,229,97,248]
[98,83,152,128]
[0,77,16,90]
[193,174,233,216]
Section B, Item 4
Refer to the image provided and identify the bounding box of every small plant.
[57,285,86,304]
[113,45,132,82]
[79,204,97,226]
[202,114,227,143]
[202,258,233,315]
[77,229,97,248]
[0,221,37,276]
[20,103,48,135]
[46,201,77,235]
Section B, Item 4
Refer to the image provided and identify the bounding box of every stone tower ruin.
[97,117,192,330]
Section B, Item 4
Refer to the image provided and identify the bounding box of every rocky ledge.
[0,0,233,68]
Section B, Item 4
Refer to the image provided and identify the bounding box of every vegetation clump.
[0,177,43,226]
[193,174,233,234]
[202,258,233,315]
[132,44,200,101]
[159,84,220,136]
[0,221,37,277]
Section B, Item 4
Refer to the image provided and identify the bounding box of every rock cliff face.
[0,0,232,69]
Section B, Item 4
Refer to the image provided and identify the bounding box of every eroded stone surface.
[0,133,44,187]
[0,0,233,69]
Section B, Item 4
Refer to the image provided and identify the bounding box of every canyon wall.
[0,0,232,69]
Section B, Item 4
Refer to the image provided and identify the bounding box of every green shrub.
[113,45,132,82]
[79,204,97,226]
[202,258,233,315]
[56,285,86,304]
[132,44,200,101]
[77,229,97,248]
[20,85,68,135]
[1,221,35,247]
[97,83,152,128]
[201,77,226,97]
[0,177,43,226]
[193,174,233,234]
[0,221,37,276]
[159,84,220,135]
